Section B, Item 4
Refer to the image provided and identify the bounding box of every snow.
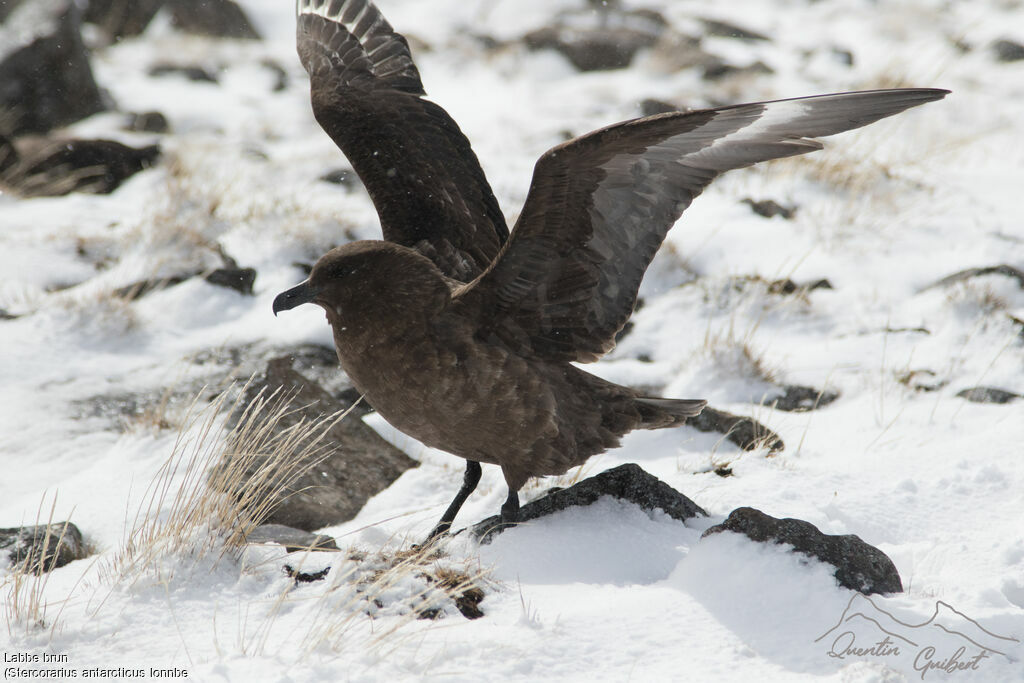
[2,0,1023,680]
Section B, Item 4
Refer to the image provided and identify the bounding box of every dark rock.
[770,384,839,412]
[700,18,770,42]
[765,277,797,294]
[524,26,645,71]
[0,138,160,196]
[125,111,170,133]
[114,252,253,298]
[284,564,331,583]
[993,39,1024,62]
[85,0,259,41]
[689,406,784,452]
[926,264,1024,290]
[472,463,706,542]
[743,198,796,220]
[956,386,1021,404]
[417,569,486,620]
[83,0,163,41]
[449,584,485,619]
[114,272,196,300]
[647,32,721,73]
[278,343,341,374]
[319,167,359,189]
[703,59,773,81]
[522,8,669,72]
[261,59,289,92]
[205,267,256,295]
[767,278,832,295]
[613,320,635,344]
[245,524,338,552]
[831,46,854,66]
[896,369,947,393]
[254,343,359,401]
[148,63,219,83]
[0,308,18,320]
[0,522,86,571]
[639,98,680,116]
[169,0,260,40]
[336,387,373,417]
[880,326,931,335]
[217,358,417,531]
[0,0,108,136]
[0,134,17,175]
[703,507,903,595]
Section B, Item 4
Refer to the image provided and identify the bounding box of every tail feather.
[635,397,707,428]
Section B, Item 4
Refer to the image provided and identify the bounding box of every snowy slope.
[2,0,1023,681]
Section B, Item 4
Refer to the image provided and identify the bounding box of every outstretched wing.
[297,0,508,281]
[456,88,949,362]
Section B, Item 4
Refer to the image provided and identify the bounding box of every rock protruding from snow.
[0,0,107,136]
[0,137,160,196]
[245,524,338,552]
[702,507,902,595]
[169,0,261,40]
[220,358,417,531]
[993,39,1024,62]
[699,18,770,42]
[925,264,1024,290]
[83,0,162,41]
[124,111,170,134]
[742,198,797,220]
[472,463,706,542]
[148,63,220,83]
[688,406,785,452]
[205,267,256,295]
[85,0,260,41]
[956,386,1021,404]
[770,384,840,412]
[523,8,670,71]
[0,522,86,571]
[766,278,832,294]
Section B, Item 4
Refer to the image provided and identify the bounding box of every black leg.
[500,488,520,527]
[425,460,482,541]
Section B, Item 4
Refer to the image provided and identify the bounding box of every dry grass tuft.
[106,383,348,587]
[48,289,143,339]
[765,143,908,203]
[945,281,1009,317]
[2,495,75,637]
[0,140,109,198]
[700,325,779,386]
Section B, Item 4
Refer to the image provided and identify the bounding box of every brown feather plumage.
[278,0,948,538]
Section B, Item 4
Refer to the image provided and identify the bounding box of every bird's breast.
[331,324,559,464]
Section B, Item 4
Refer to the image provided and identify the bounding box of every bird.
[274,0,948,540]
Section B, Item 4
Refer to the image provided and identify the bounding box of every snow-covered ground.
[2,0,1023,680]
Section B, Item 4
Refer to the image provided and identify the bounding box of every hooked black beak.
[273,280,319,316]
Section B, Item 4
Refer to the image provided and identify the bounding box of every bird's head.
[273,240,451,324]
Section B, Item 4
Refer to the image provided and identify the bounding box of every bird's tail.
[635,397,707,428]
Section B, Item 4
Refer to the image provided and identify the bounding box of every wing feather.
[458,88,949,361]
[297,0,508,280]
